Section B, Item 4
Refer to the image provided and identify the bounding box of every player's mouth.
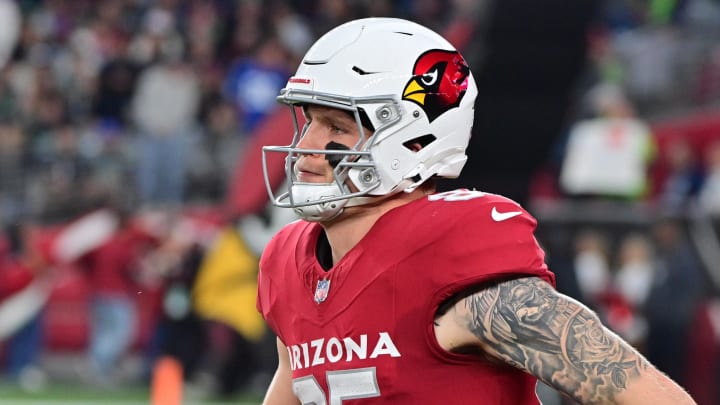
[295,162,329,183]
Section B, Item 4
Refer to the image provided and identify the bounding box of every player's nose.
[296,124,326,155]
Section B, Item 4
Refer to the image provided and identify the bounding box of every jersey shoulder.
[259,219,317,274]
[373,189,539,252]
[412,189,535,229]
[257,219,318,333]
[376,189,555,300]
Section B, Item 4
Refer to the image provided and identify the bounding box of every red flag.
[224,107,293,218]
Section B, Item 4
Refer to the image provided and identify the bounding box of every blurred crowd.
[1,0,720,403]
[0,0,474,225]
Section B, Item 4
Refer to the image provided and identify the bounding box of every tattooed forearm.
[463,277,649,404]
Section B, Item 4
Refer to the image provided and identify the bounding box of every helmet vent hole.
[403,134,436,152]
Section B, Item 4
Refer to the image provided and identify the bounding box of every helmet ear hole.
[403,134,436,152]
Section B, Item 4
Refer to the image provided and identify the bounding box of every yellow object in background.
[192,227,265,342]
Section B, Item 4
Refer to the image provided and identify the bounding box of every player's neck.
[321,187,433,265]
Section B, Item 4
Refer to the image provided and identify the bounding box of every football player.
[256,17,696,404]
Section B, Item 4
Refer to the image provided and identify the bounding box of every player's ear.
[407,142,422,152]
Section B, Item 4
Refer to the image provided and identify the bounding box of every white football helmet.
[262,17,478,221]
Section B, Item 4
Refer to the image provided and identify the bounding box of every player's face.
[294,105,369,183]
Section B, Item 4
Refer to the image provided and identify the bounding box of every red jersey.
[0,257,34,301]
[257,189,555,404]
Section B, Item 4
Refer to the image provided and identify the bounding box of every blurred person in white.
[573,229,612,308]
[560,82,656,199]
[615,234,656,310]
[614,233,655,347]
[698,139,720,215]
[257,17,695,405]
[129,14,200,206]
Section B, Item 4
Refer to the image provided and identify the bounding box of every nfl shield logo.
[314,279,331,304]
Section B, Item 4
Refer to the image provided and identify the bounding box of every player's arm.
[262,337,298,405]
[434,276,696,405]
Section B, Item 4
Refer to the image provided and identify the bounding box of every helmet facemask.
[262,88,404,221]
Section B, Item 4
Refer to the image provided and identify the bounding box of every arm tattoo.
[463,277,649,404]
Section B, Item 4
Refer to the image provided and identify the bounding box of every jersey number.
[293,367,380,404]
[428,189,485,202]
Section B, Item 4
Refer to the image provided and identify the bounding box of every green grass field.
[0,383,263,405]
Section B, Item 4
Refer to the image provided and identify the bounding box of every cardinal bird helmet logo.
[402,49,470,123]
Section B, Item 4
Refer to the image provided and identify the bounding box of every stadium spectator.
[222,36,291,134]
[612,233,655,347]
[129,34,200,206]
[92,57,140,129]
[78,206,157,387]
[0,120,29,225]
[0,220,50,390]
[657,138,705,215]
[560,82,656,200]
[572,229,613,309]
[186,96,244,203]
[645,218,710,389]
[29,120,95,223]
[698,139,720,215]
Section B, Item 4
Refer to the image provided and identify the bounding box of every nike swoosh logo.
[491,207,522,222]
